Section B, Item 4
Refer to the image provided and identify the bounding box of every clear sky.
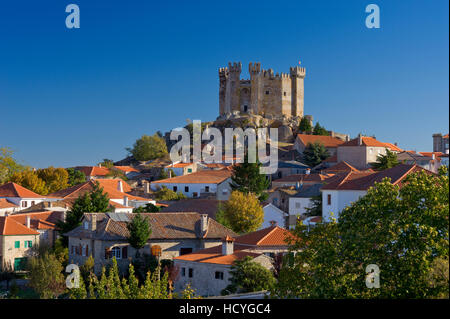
[0,0,448,168]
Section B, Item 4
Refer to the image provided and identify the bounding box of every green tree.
[127,134,168,161]
[273,171,449,298]
[304,194,322,217]
[215,202,233,229]
[222,191,264,234]
[223,256,276,295]
[28,252,66,299]
[371,148,399,170]
[312,122,329,136]
[98,159,114,168]
[127,212,152,257]
[153,186,186,201]
[158,169,169,180]
[299,117,312,134]
[230,153,270,201]
[133,203,161,213]
[66,168,86,186]
[0,147,27,184]
[302,141,330,167]
[57,182,110,245]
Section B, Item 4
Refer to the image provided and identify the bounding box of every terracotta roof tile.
[0,216,40,235]
[152,168,232,184]
[113,166,139,173]
[74,166,111,177]
[0,198,19,209]
[296,134,345,148]
[322,161,360,174]
[235,226,295,246]
[0,182,45,198]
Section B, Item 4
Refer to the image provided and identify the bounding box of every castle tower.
[219,67,229,115]
[290,65,306,117]
[228,62,242,113]
[249,62,261,115]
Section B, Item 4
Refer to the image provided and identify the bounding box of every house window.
[215,271,224,280]
[205,186,210,192]
[15,241,20,248]
[283,92,287,96]
[187,168,192,173]
[185,186,189,192]
[327,194,331,205]
[111,247,122,259]
[188,268,193,278]
[181,268,186,277]
[295,202,301,209]
[222,189,228,195]
[84,221,89,230]
[193,192,198,197]
[24,241,32,248]
[22,201,27,208]
[31,201,35,206]
[265,90,270,95]
[173,186,178,192]
[180,248,193,255]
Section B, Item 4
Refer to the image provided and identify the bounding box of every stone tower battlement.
[219,61,305,118]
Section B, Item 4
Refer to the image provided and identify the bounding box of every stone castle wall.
[219,62,305,119]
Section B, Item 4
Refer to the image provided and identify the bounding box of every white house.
[164,162,197,176]
[0,182,59,211]
[0,198,19,216]
[262,203,287,229]
[321,164,430,222]
[288,183,322,227]
[151,168,233,200]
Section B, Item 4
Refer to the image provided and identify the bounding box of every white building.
[288,183,322,228]
[262,203,287,229]
[0,182,59,211]
[321,164,430,222]
[151,169,233,200]
[164,162,197,176]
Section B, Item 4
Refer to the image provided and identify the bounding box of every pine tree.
[312,122,329,136]
[299,117,312,134]
[127,212,152,257]
[230,153,270,201]
[371,148,399,170]
[302,142,330,167]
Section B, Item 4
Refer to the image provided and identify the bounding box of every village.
[0,62,448,300]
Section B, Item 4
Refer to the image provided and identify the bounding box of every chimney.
[222,236,235,256]
[144,181,150,194]
[358,134,363,146]
[90,214,97,231]
[99,163,102,168]
[26,216,31,228]
[118,180,123,192]
[49,201,52,208]
[200,214,208,233]
[123,196,129,207]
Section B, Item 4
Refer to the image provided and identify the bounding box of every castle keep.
[219,62,305,118]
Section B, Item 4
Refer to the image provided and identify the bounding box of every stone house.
[294,134,345,157]
[65,212,236,274]
[336,135,402,170]
[173,226,294,297]
[0,211,64,271]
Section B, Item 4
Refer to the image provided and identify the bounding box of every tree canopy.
[127,134,168,161]
[0,147,27,184]
[127,212,152,254]
[223,256,276,295]
[298,117,312,134]
[371,148,399,170]
[153,186,186,201]
[66,167,86,186]
[221,191,264,234]
[230,154,270,201]
[273,170,449,298]
[312,122,329,136]
[302,141,330,167]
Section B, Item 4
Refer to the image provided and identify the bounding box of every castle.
[219,62,306,118]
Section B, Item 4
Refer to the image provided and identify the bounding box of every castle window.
[243,105,248,112]
[265,90,270,95]
[284,92,287,96]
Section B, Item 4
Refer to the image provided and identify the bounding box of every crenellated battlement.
[219,61,306,118]
[228,62,242,73]
[289,66,306,78]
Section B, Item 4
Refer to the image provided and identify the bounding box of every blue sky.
[0,0,448,168]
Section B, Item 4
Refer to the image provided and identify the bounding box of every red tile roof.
[339,136,401,151]
[165,163,194,168]
[296,134,345,148]
[383,143,403,152]
[9,211,63,230]
[321,164,431,191]
[152,168,232,184]
[174,244,261,265]
[273,173,334,183]
[322,161,360,174]
[418,152,445,158]
[235,226,295,246]
[0,216,40,235]
[74,166,111,177]
[0,198,19,209]
[0,182,45,198]
[322,155,338,163]
[114,166,139,173]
